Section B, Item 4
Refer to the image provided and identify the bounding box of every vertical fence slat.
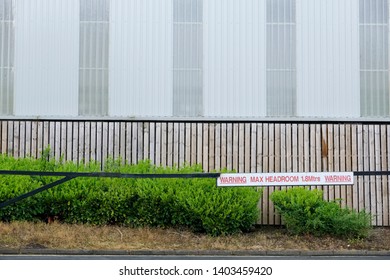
[215,123,221,171]
[202,123,209,171]
[382,125,389,226]
[173,123,179,166]
[161,122,167,167]
[221,123,227,169]
[90,122,97,162]
[13,121,19,158]
[238,123,245,173]
[374,125,382,225]
[190,123,197,166]
[143,122,150,161]
[185,123,191,165]
[73,122,80,163]
[352,124,359,212]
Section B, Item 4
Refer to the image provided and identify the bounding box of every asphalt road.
[1,254,390,260]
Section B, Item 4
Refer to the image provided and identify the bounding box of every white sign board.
[217,172,354,187]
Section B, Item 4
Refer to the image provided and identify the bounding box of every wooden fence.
[1,120,389,226]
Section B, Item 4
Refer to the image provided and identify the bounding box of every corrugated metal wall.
[0,0,14,116]
[297,0,361,118]
[204,0,267,118]
[1,0,390,119]
[14,0,79,116]
[109,0,173,117]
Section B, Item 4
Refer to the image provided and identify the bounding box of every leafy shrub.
[0,153,261,236]
[270,187,372,238]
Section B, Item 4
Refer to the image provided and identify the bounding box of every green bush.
[270,187,372,238]
[0,153,262,236]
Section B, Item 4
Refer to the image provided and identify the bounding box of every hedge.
[0,152,261,236]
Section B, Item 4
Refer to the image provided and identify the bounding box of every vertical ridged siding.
[79,0,109,116]
[204,0,267,118]
[0,0,14,115]
[109,0,173,117]
[266,0,296,116]
[14,0,79,116]
[297,0,361,118]
[359,0,389,117]
[173,0,203,117]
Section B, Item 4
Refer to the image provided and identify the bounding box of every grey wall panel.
[14,0,79,117]
[203,0,267,118]
[296,0,360,118]
[109,0,173,117]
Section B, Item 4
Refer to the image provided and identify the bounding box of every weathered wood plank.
[137,122,144,162]
[13,121,19,158]
[374,125,382,225]
[232,123,239,172]
[7,121,14,157]
[96,122,103,165]
[73,122,80,163]
[351,124,359,211]
[155,122,161,166]
[167,122,174,167]
[90,122,97,162]
[268,123,275,225]
[143,122,150,161]
[191,123,197,166]
[262,123,269,225]
[334,124,341,204]
[363,125,370,213]
[173,123,179,166]
[120,122,126,164]
[250,123,257,173]
[131,122,138,164]
[226,123,233,171]
[238,123,245,172]
[357,125,365,212]
[382,125,389,226]
[196,123,203,166]
[292,123,298,172]
[179,122,185,167]
[114,122,121,160]
[385,125,390,225]
[209,123,215,171]
[19,121,26,158]
[221,123,227,169]
[203,123,209,171]
[215,123,221,171]
[161,122,167,167]
[185,123,191,165]
[298,123,304,172]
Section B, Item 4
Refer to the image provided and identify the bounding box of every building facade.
[1,0,390,225]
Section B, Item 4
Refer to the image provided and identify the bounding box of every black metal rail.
[0,170,221,209]
[1,170,389,210]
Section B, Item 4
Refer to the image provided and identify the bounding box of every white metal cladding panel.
[109,0,173,117]
[14,0,79,117]
[296,0,360,118]
[0,0,14,115]
[203,0,267,117]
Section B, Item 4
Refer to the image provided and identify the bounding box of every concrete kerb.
[1,249,390,256]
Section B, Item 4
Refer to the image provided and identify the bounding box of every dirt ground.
[1,221,390,252]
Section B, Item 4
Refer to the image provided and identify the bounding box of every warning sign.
[217,172,354,187]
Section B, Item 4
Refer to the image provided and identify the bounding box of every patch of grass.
[1,222,390,251]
